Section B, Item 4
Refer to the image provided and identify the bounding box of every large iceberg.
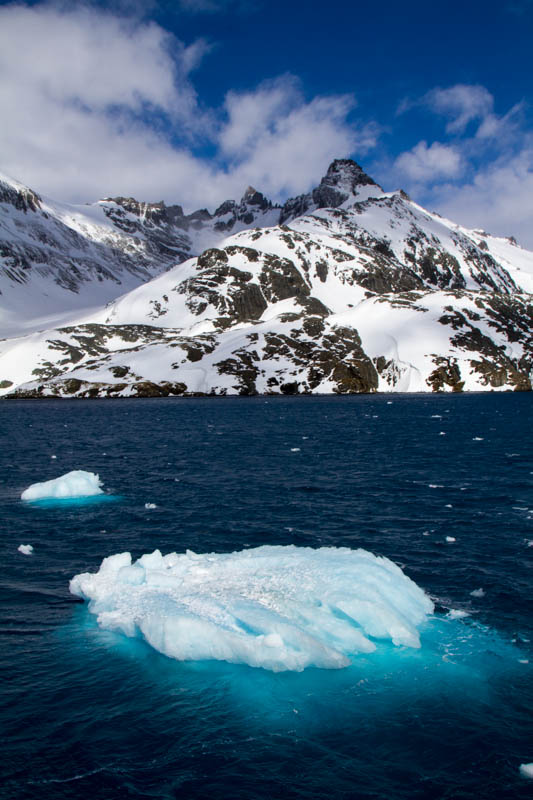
[21,470,104,501]
[70,546,434,672]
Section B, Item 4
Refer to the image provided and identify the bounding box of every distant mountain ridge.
[1,160,532,397]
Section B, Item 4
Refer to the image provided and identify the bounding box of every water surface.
[1,394,532,799]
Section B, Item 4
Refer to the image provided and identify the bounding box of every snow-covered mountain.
[0,171,286,338]
[1,160,532,397]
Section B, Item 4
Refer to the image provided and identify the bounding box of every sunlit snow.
[70,545,434,672]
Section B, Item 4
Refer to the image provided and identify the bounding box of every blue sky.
[1,0,532,244]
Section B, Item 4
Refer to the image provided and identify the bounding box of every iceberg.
[21,470,104,501]
[70,545,434,672]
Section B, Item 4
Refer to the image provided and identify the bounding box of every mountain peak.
[320,159,380,193]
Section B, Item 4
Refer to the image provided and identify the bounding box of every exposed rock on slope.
[1,160,532,397]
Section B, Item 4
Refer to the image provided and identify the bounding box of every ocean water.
[1,393,532,799]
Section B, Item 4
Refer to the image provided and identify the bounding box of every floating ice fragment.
[472,437,484,441]
[429,484,444,489]
[445,505,453,509]
[439,432,446,436]
[470,588,485,598]
[520,764,533,779]
[290,448,300,452]
[21,470,104,501]
[144,503,157,509]
[445,536,456,542]
[18,544,33,555]
[447,609,469,619]
[70,545,434,673]
[51,455,57,459]
[518,659,529,664]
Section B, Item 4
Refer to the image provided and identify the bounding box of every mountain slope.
[0,160,383,338]
[1,160,532,397]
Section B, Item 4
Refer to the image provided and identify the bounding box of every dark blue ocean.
[1,394,532,799]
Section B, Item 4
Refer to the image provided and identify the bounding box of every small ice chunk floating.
[70,545,434,672]
[18,544,34,555]
[21,470,104,501]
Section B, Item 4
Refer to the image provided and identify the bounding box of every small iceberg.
[18,544,33,555]
[21,470,104,502]
[520,764,533,779]
[70,545,434,673]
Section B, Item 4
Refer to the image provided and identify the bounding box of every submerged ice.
[70,545,434,672]
[21,470,104,501]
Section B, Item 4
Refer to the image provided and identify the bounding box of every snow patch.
[21,470,103,501]
[70,545,434,673]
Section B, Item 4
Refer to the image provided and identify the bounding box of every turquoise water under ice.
[1,394,532,798]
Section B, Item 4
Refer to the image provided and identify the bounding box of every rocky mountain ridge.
[1,160,532,397]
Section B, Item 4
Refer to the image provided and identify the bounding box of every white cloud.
[0,3,372,208]
[433,144,533,247]
[390,83,533,246]
[0,5,204,119]
[394,141,463,183]
[218,79,377,199]
[424,84,494,134]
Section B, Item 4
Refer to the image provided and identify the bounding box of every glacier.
[21,469,103,501]
[69,545,434,672]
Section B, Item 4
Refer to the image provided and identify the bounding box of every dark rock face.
[427,359,464,392]
[279,159,381,224]
[0,182,42,213]
[312,159,379,207]
[435,293,533,391]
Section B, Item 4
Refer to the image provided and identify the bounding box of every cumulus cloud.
[391,83,533,246]
[0,3,370,207]
[218,78,377,199]
[424,84,494,133]
[398,84,495,135]
[394,141,463,183]
[433,144,533,247]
